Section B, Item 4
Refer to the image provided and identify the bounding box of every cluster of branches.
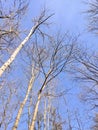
[0,0,29,73]
[0,0,77,129]
[0,0,98,130]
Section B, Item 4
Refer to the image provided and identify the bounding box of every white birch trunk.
[0,13,53,77]
[44,99,47,130]
[12,73,35,130]
[0,22,39,77]
[47,96,51,130]
[29,68,52,130]
[29,92,42,130]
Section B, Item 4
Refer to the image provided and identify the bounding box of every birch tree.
[12,63,38,130]
[29,34,76,130]
[0,11,53,77]
[72,49,98,129]
[74,50,98,108]
[0,0,28,65]
[0,81,19,130]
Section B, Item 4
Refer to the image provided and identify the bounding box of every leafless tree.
[0,0,28,64]
[0,81,20,130]
[0,1,80,130]
[72,48,98,129]
[93,114,98,130]
[12,62,39,130]
[0,4,54,77]
[85,0,98,34]
[73,50,98,108]
[29,33,76,130]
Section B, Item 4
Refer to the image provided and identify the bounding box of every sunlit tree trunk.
[47,96,51,130]
[12,71,36,130]
[29,92,42,130]
[28,96,32,129]
[0,13,53,77]
[0,22,39,77]
[44,99,47,130]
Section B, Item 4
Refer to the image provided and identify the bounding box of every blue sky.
[28,0,85,31]
[23,0,98,50]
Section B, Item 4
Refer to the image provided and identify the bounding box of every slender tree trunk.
[29,92,42,130]
[12,74,35,130]
[0,13,53,77]
[0,22,39,77]
[44,99,47,130]
[28,96,32,129]
[47,96,51,130]
[29,69,52,130]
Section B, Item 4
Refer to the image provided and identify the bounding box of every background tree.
[0,9,54,77]
[86,0,98,34]
[72,48,98,129]
[93,114,98,130]
[1,0,98,130]
[28,33,76,130]
[0,0,28,65]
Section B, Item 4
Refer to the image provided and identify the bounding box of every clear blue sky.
[27,0,85,31]
[23,0,97,50]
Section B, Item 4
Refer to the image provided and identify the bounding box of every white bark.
[12,73,35,130]
[29,92,42,130]
[29,68,53,130]
[47,97,51,130]
[0,13,54,77]
[44,99,47,130]
[0,22,39,77]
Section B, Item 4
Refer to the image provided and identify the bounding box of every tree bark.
[29,92,42,130]
[0,13,54,77]
[12,74,35,130]
[0,22,39,77]
[44,99,47,130]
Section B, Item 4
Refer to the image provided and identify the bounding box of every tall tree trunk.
[0,22,39,77]
[47,96,51,130]
[12,74,35,130]
[29,92,42,130]
[44,99,47,130]
[28,96,32,129]
[29,69,52,130]
[0,13,53,77]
